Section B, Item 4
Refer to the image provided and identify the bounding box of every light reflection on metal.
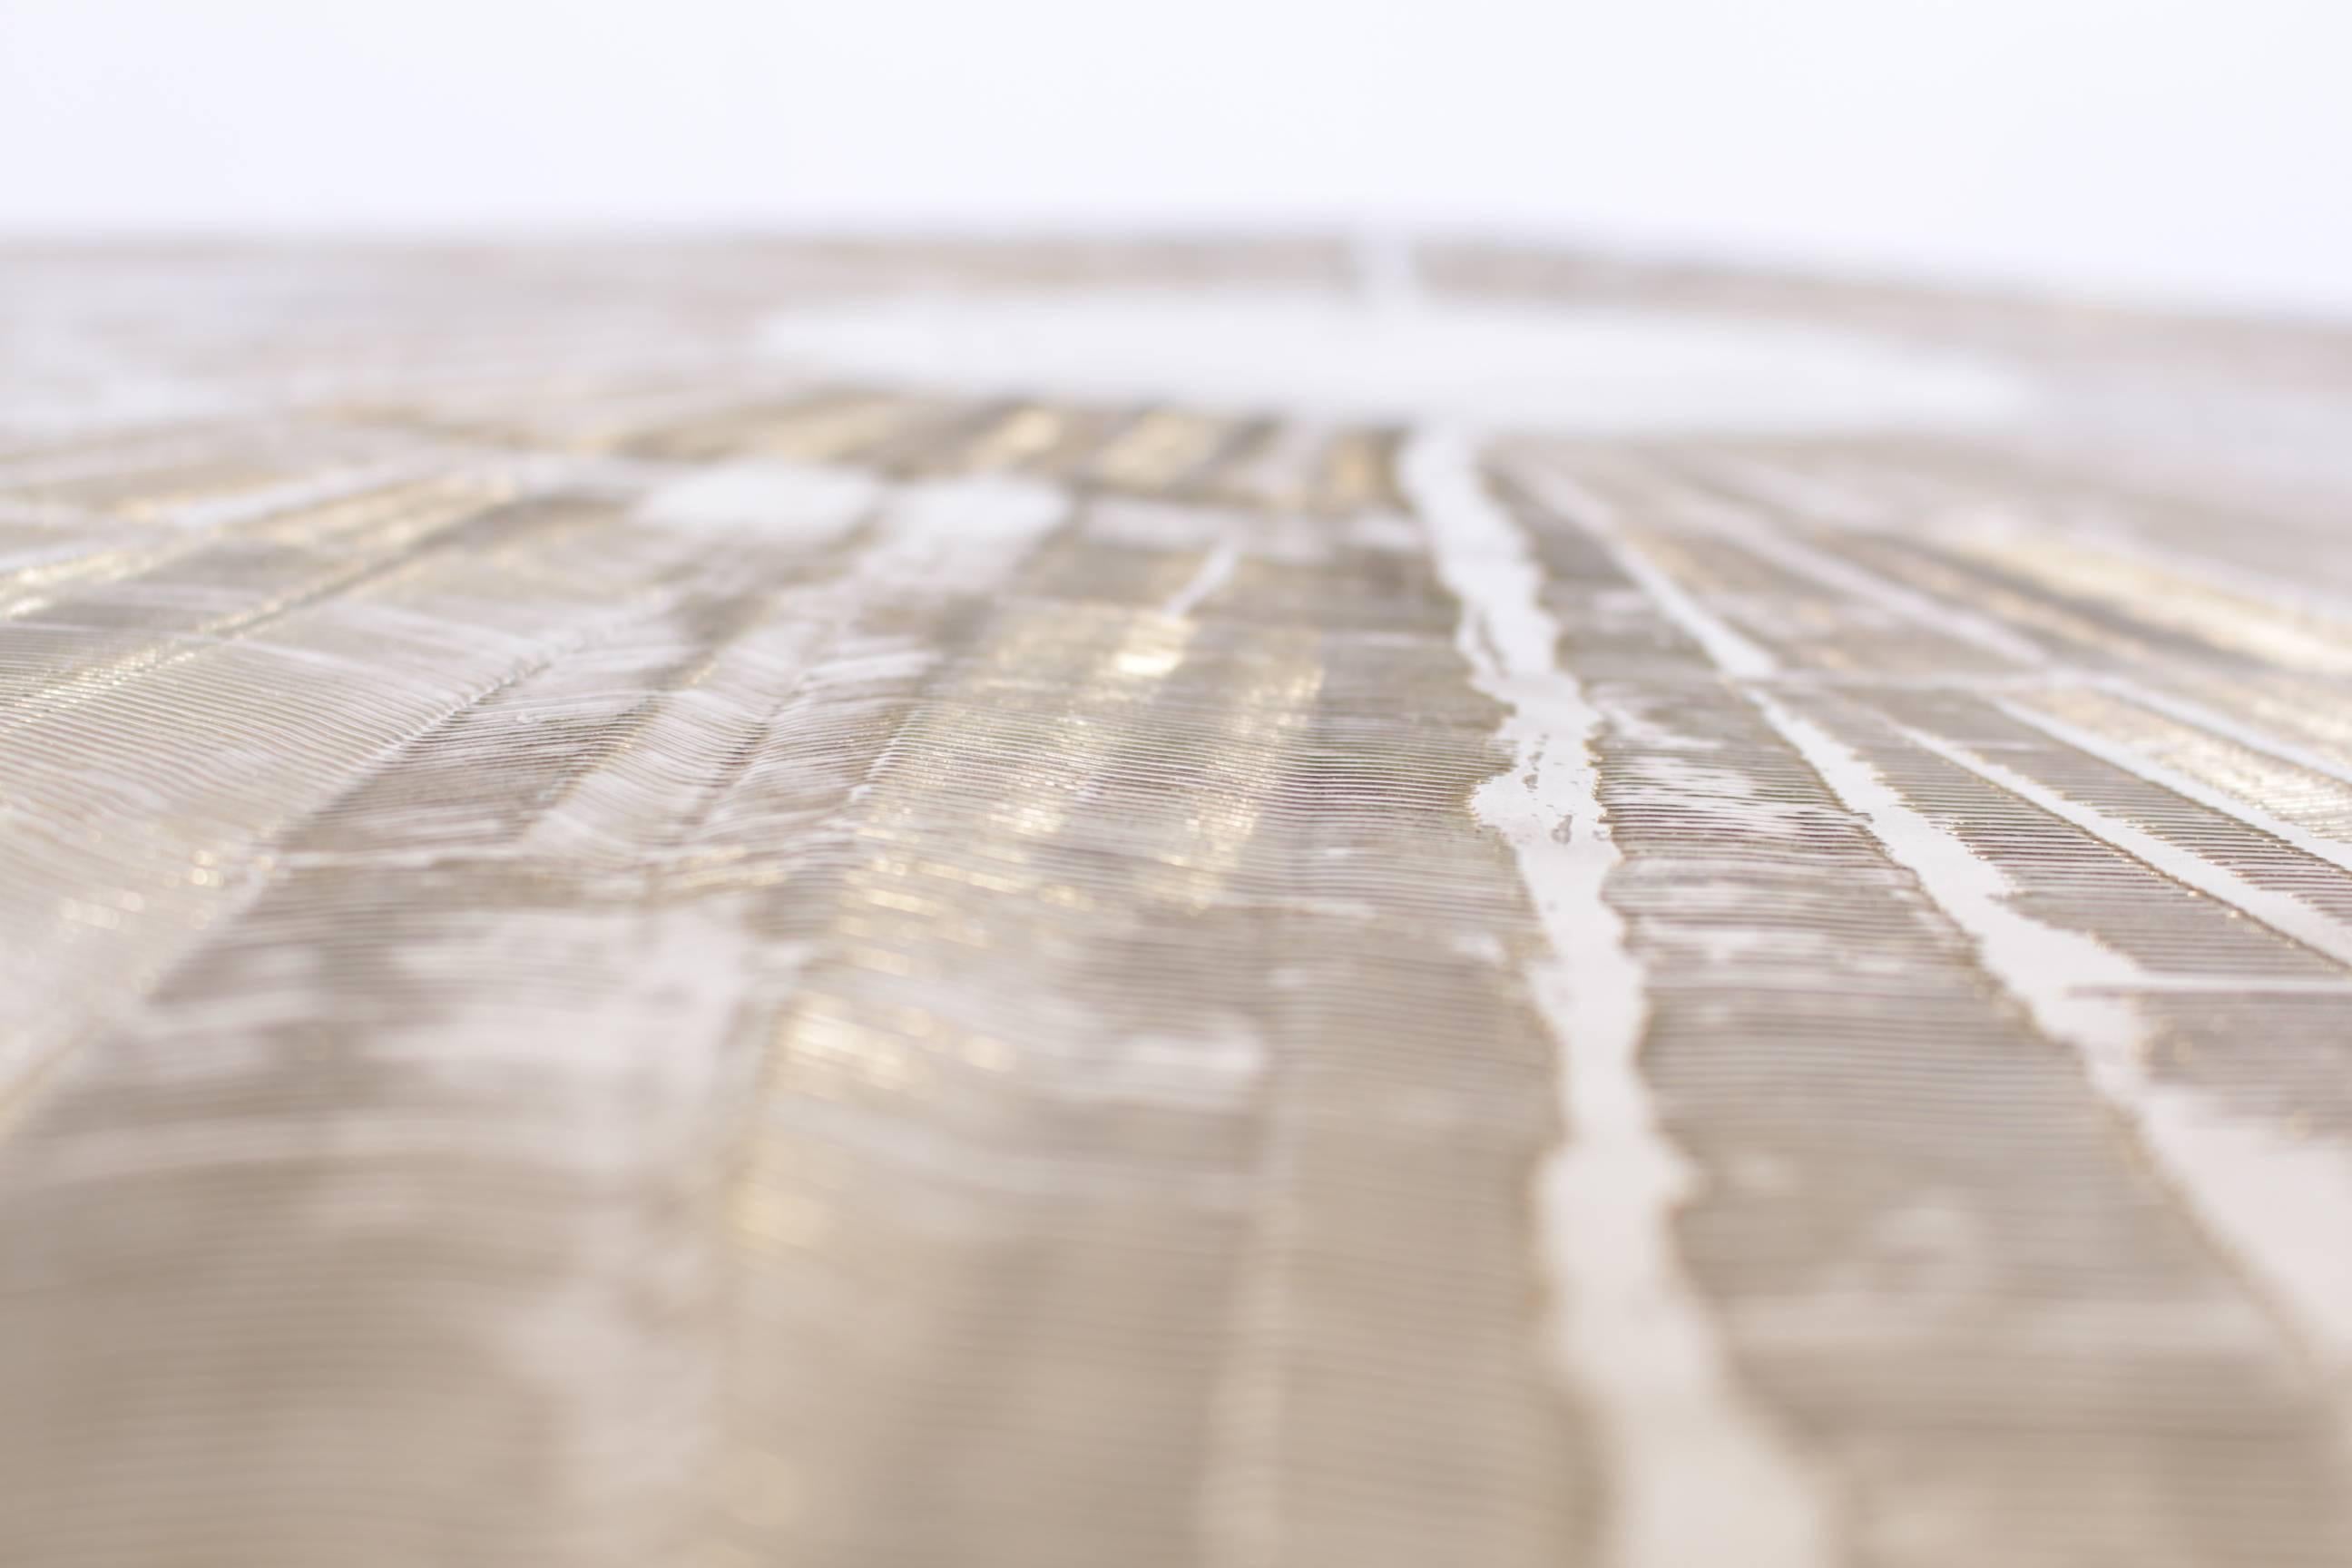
[0,242,2349,1567]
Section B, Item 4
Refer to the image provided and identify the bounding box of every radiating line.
[1517,463,1778,679]
[1898,719,2352,971]
[1998,694,2352,874]
[1405,427,1827,1568]
[1749,690,2352,1425]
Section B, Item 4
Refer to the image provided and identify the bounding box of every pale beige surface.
[0,241,2348,1567]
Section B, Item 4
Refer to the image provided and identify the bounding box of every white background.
[4,0,2348,317]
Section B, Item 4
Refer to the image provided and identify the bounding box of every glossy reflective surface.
[2,240,2349,1567]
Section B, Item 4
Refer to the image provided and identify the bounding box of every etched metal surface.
[0,241,2348,1566]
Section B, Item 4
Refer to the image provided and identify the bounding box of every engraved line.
[2104,677,2352,791]
[1670,456,2052,666]
[1405,426,1826,1568]
[1996,697,2352,877]
[1896,719,2352,972]
[1749,689,2352,1409]
[1514,461,1778,679]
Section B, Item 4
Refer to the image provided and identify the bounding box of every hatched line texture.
[1,240,2349,1568]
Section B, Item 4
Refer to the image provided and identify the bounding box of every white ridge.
[1752,691,2352,1411]
[1403,427,1826,1568]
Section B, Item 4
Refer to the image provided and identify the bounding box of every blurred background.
[5,0,2350,318]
